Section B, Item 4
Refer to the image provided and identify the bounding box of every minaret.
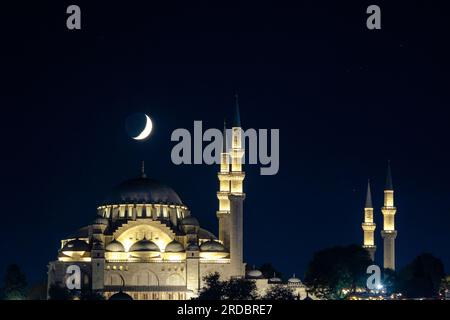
[362,180,376,261]
[228,94,246,277]
[381,162,397,270]
[217,120,231,249]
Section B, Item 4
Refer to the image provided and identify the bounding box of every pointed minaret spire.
[233,92,241,128]
[223,119,227,153]
[385,160,393,190]
[141,160,146,178]
[365,180,373,208]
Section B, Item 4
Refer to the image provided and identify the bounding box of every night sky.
[1,1,450,284]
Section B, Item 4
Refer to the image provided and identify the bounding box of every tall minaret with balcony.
[381,162,397,270]
[228,94,246,277]
[362,180,376,261]
[217,120,231,249]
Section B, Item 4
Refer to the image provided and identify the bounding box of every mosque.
[47,99,308,300]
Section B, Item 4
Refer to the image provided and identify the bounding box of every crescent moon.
[133,115,153,140]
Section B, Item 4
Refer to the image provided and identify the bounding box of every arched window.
[106,273,123,286]
[131,270,159,286]
[166,274,185,286]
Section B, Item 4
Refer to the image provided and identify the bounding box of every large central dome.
[104,177,183,205]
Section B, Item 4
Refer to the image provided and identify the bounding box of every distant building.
[246,268,308,299]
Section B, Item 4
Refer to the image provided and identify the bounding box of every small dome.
[180,216,199,226]
[62,239,90,252]
[247,269,263,278]
[93,217,108,225]
[109,291,133,301]
[130,239,160,252]
[269,275,282,283]
[186,242,199,251]
[165,240,185,253]
[105,239,125,252]
[288,274,302,284]
[200,240,226,252]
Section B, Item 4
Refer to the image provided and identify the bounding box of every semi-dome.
[180,216,199,226]
[130,239,160,252]
[200,240,226,252]
[62,239,90,252]
[165,240,185,253]
[105,239,125,252]
[104,176,183,205]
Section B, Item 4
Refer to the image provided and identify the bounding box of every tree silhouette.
[48,284,73,300]
[383,268,399,295]
[304,244,372,300]
[223,277,257,300]
[197,272,257,300]
[197,272,226,300]
[398,253,445,298]
[3,264,27,300]
[80,289,105,300]
[261,285,296,300]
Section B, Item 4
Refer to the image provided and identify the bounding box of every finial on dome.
[141,160,147,178]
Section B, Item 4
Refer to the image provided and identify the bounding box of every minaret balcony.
[218,173,231,181]
[228,172,245,181]
[217,192,230,200]
[362,223,376,231]
[216,210,230,218]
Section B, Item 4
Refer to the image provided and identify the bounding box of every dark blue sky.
[1,0,450,283]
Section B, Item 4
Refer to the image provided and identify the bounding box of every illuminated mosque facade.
[47,101,307,300]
